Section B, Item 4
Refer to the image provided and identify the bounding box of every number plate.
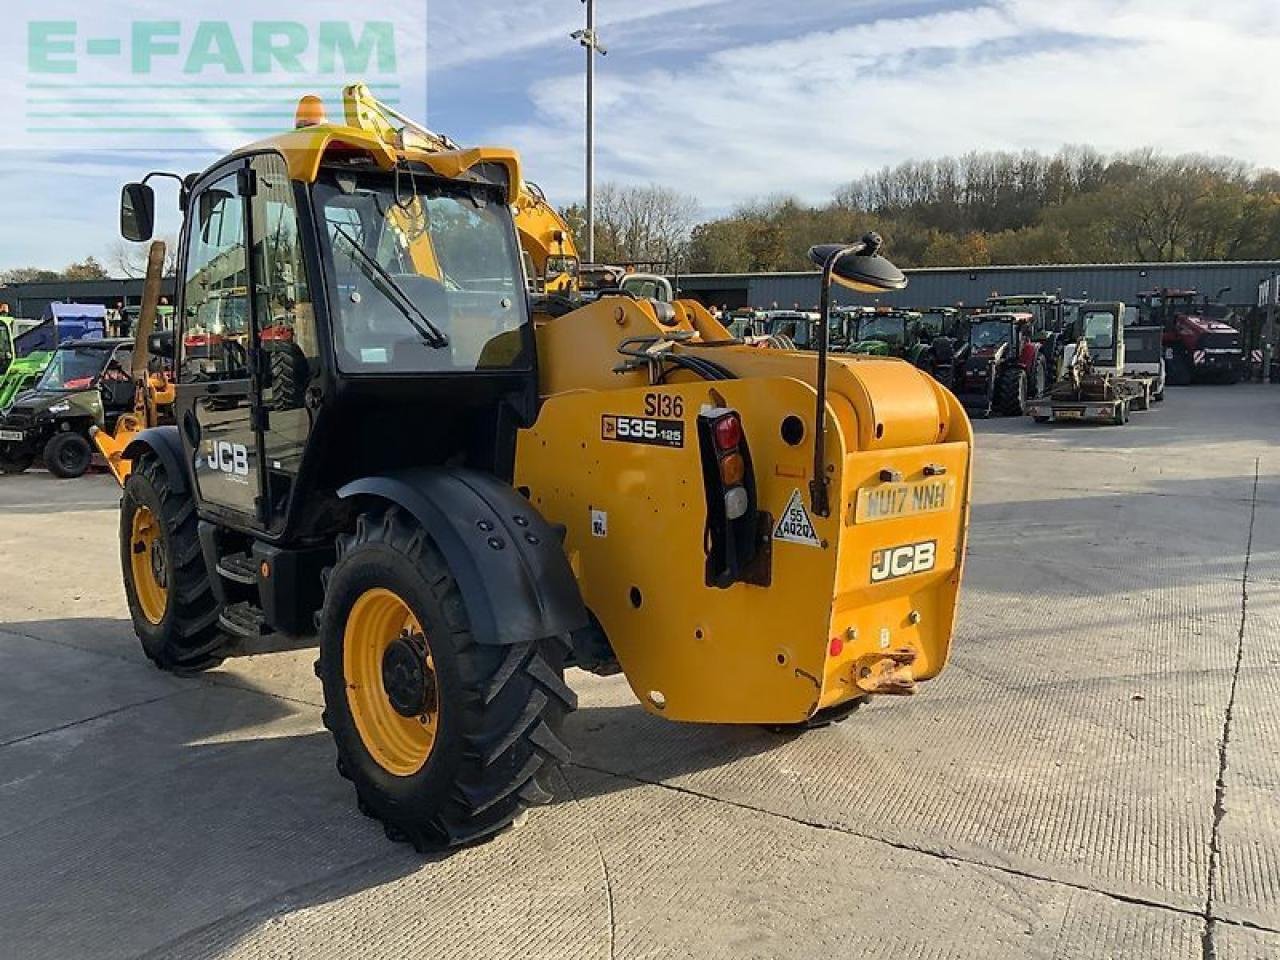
[0,430,24,442]
[1056,409,1083,420]
[854,479,953,523]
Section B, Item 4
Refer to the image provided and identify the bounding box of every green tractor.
[845,307,966,386]
[0,318,54,412]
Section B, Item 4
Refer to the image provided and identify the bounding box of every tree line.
[564,147,1280,274]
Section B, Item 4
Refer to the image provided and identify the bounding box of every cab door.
[175,161,263,520]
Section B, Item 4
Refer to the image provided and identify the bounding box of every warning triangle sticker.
[773,489,821,547]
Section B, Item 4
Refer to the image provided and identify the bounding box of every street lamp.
[806,235,907,517]
[571,0,607,264]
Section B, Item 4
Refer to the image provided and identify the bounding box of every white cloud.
[487,0,1280,211]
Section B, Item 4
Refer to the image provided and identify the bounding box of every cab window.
[181,171,249,383]
[316,173,528,375]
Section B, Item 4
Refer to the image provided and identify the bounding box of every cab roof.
[59,337,131,350]
[229,123,523,202]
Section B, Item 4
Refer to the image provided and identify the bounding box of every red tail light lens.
[714,415,742,450]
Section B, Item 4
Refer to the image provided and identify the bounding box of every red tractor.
[953,312,1050,417]
[1136,289,1243,385]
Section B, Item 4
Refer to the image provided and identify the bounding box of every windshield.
[37,346,114,391]
[767,315,813,346]
[917,313,946,337]
[1081,311,1115,349]
[1124,328,1161,362]
[316,174,528,374]
[189,291,248,338]
[858,315,907,344]
[992,300,1051,329]
[970,320,1013,350]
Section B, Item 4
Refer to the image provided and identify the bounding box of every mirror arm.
[810,243,861,518]
[141,170,190,210]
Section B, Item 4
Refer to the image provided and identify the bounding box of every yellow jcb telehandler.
[104,85,973,850]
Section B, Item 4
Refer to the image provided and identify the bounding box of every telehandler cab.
[105,86,973,850]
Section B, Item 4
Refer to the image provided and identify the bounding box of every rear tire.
[993,366,1027,416]
[44,431,92,479]
[267,344,308,410]
[0,450,34,474]
[121,454,227,672]
[1166,352,1192,386]
[319,504,576,851]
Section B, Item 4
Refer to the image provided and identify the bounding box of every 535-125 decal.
[601,415,685,448]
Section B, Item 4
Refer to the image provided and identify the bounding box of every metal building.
[0,277,171,322]
[674,261,1280,312]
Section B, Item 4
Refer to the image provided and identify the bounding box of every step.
[216,552,258,586]
[218,601,268,642]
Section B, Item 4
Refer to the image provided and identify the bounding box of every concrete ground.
[1,385,1278,960]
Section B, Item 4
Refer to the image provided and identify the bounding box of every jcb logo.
[205,440,250,477]
[870,540,937,583]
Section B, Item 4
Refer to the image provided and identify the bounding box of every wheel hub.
[381,631,431,718]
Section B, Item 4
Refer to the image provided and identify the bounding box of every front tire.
[993,366,1027,416]
[1030,355,1048,399]
[319,505,576,851]
[44,431,92,479]
[121,454,226,672]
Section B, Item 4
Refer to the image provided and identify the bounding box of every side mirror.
[808,235,907,294]
[121,183,156,242]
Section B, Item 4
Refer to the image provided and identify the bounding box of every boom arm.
[513,183,580,295]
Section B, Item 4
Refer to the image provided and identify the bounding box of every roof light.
[295,95,327,129]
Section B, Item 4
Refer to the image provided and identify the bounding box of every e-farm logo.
[28,21,397,77]
[9,3,427,149]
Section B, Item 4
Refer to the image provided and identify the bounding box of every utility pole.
[572,1,606,264]
[1264,272,1277,383]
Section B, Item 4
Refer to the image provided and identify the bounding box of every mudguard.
[339,468,589,646]
[123,426,188,494]
[1019,339,1041,372]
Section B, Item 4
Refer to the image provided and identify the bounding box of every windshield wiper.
[331,226,449,349]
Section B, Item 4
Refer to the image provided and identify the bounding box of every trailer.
[1025,302,1155,426]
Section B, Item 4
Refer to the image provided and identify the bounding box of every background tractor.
[843,307,959,384]
[953,312,1050,417]
[103,85,973,852]
[1136,288,1243,385]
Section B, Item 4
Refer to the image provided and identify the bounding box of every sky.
[2,0,1279,272]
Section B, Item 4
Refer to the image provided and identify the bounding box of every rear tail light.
[713,414,742,450]
[719,452,745,487]
[697,407,768,588]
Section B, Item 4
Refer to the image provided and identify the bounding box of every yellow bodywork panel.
[518,298,972,724]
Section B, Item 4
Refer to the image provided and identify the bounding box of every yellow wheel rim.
[343,588,439,777]
[130,505,168,625]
